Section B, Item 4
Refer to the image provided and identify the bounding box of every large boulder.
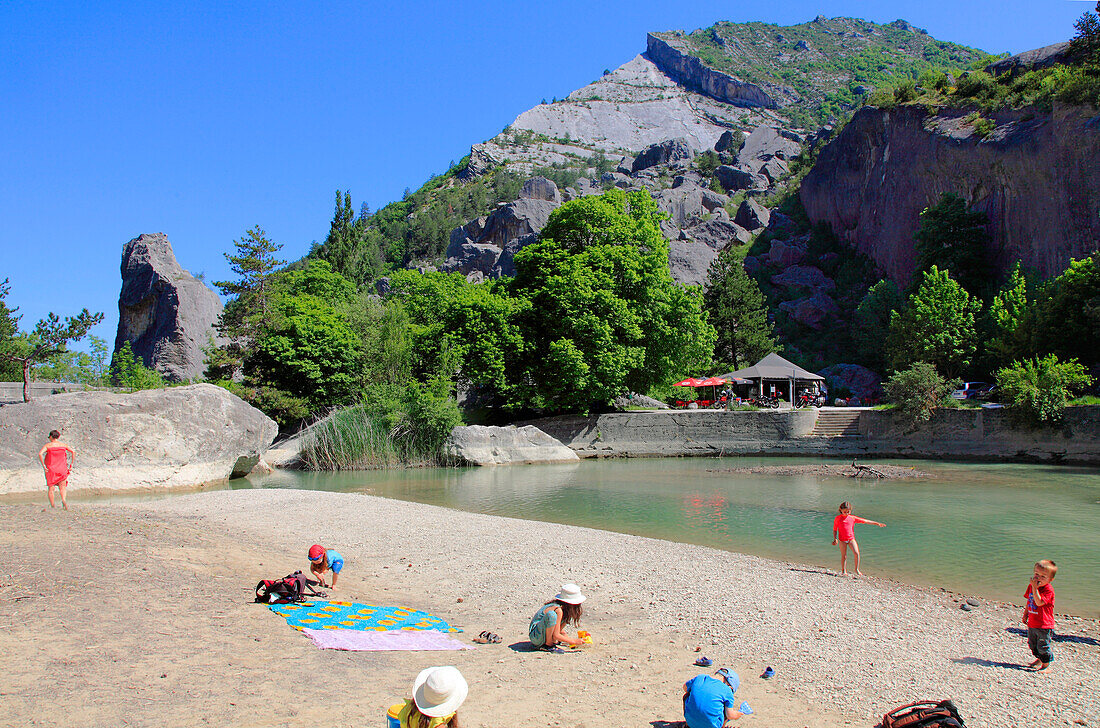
[490,233,539,279]
[778,292,839,330]
[114,233,223,382]
[818,363,882,400]
[681,219,752,249]
[770,265,836,293]
[632,137,695,173]
[734,198,771,230]
[443,237,502,277]
[737,126,804,169]
[715,165,756,192]
[0,384,278,495]
[767,238,807,267]
[520,176,562,203]
[479,198,558,247]
[444,425,579,466]
[668,241,720,286]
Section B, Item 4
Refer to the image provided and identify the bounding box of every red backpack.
[254,570,323,604]
[882,700,966,728]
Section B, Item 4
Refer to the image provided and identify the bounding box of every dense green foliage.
[310,191,383,285]
[913,193,992,297]
[299,377,462,470]
[110,341,166,392]
[996,354,1093,426]
[703,247,778,369]
[1025,253,1100,367]
[883,361,958,429]
[985,264,1030,366]
[507,190,715,412]
[661,17,986,127]
[852,280,904,372]
[886,266,981,377]
[36,335,111,385]
[0,279,21,381]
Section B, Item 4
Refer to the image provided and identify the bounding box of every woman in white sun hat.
[528,583,587,649]
[388,665,468,728]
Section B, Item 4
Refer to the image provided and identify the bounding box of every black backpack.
[882,700,966,728]
[254,570,324,604]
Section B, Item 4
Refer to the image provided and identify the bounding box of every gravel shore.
[4,489,1097,727]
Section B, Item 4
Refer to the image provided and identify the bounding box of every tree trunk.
[22,358,31,402]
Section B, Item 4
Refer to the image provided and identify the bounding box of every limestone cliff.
[115,233,223,381]
[800,103,1100,285]
[645,33,789,109]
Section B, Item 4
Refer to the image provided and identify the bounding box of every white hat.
[555,583,586,605]
[413,666,468,718]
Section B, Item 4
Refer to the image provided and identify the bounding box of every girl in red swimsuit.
[38,430,75,510]
[831,501,885,575]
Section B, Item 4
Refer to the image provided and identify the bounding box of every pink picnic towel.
[302,628,474,651]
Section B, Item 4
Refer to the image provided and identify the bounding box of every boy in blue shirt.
[683,667,745,728]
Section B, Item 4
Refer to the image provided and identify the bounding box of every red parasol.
[673,377,705,387]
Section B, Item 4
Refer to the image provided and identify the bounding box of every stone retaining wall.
[522,406,1100,464]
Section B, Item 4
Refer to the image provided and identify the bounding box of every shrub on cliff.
[883,361,958,429]
[996,354,1093,427]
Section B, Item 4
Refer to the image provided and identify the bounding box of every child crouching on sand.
[307,544,343,590]
[529,583,586,649]
[387,666,467,728]
[1022,559,1057,671]
[683,667,744,728]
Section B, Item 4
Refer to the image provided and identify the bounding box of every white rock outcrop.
[444,425,580,466]
[0,384,278,494]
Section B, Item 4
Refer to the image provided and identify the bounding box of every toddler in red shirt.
[1022,559,1057,671]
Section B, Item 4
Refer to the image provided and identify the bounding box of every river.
[78,455,1100,616]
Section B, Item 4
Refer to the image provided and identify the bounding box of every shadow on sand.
[952,656,1028,671]
[1004,627,1099,646]
[788,566,844,578]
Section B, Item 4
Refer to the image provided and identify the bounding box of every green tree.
[313,190,382,285]
[703,247,777,369]
[852,279,904,372]
[385,270,526,400]
[913,193,992,298]
[34,335,109,386]
[997,354,1093,426]
[248,260,363,410]
[1029,254,1100,367]
[1070,5,1100,64]
[508,189,715,412]
[886,266,982,377]
[883,361,958,430]
[985,263,1032,368]
[0,279,21,381]
[213,225,286,336]
[110,340,166,392]
[4,309,104,401]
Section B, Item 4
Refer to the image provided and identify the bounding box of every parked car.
[951,382,991,400]
[976,385,999,402]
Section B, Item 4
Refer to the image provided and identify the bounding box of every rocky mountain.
[801,102,1100,286]
[114,233,223,381]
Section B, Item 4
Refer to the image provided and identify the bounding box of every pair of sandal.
[473,630,501,644]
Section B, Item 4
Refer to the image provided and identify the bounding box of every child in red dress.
[38,430,75,510]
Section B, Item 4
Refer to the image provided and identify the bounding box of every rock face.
[817,363,882,400]
[0,384,278,495]
[801,103,1100,285]
[632,137,695,172]
[443,425,580,466]
[115,233,223,381]
[986,42,1071,77]
[645,34,792,109]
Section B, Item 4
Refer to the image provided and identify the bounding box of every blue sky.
[0,0,1090,349]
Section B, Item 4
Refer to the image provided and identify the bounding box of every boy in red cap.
[308,545,344,590]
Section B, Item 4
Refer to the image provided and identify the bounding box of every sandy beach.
[1,489,1097,728]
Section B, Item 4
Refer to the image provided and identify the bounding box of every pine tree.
[703,248,778,369]
[4,308,104,401]
[213,226,285,336]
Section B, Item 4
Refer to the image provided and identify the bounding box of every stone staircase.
[811,409,863,437]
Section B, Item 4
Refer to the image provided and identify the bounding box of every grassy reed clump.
[299,378,462,470]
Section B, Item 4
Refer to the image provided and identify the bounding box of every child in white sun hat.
[528,583,587,649]
[387,666,468,728]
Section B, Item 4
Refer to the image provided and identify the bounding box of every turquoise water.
[233,457,1100,616]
